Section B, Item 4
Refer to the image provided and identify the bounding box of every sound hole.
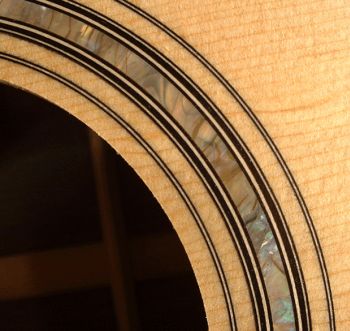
[0,83,207,330]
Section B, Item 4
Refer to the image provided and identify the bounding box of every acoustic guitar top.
[0,1,349,330]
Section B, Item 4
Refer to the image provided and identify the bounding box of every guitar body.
[0,1,348,330]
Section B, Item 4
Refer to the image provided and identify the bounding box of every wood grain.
[0,0,349,329]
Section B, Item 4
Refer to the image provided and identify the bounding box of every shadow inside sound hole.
[0,83,208,330]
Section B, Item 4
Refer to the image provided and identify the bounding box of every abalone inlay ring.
[0,1,308,330]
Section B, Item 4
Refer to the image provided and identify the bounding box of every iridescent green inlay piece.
[0,1,296,329]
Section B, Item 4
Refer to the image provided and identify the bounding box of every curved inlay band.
[0,1,313,330]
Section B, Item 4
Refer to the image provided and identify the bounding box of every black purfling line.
[0,51,236,331]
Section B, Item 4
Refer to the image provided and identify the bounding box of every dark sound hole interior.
[0,83,207,330]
